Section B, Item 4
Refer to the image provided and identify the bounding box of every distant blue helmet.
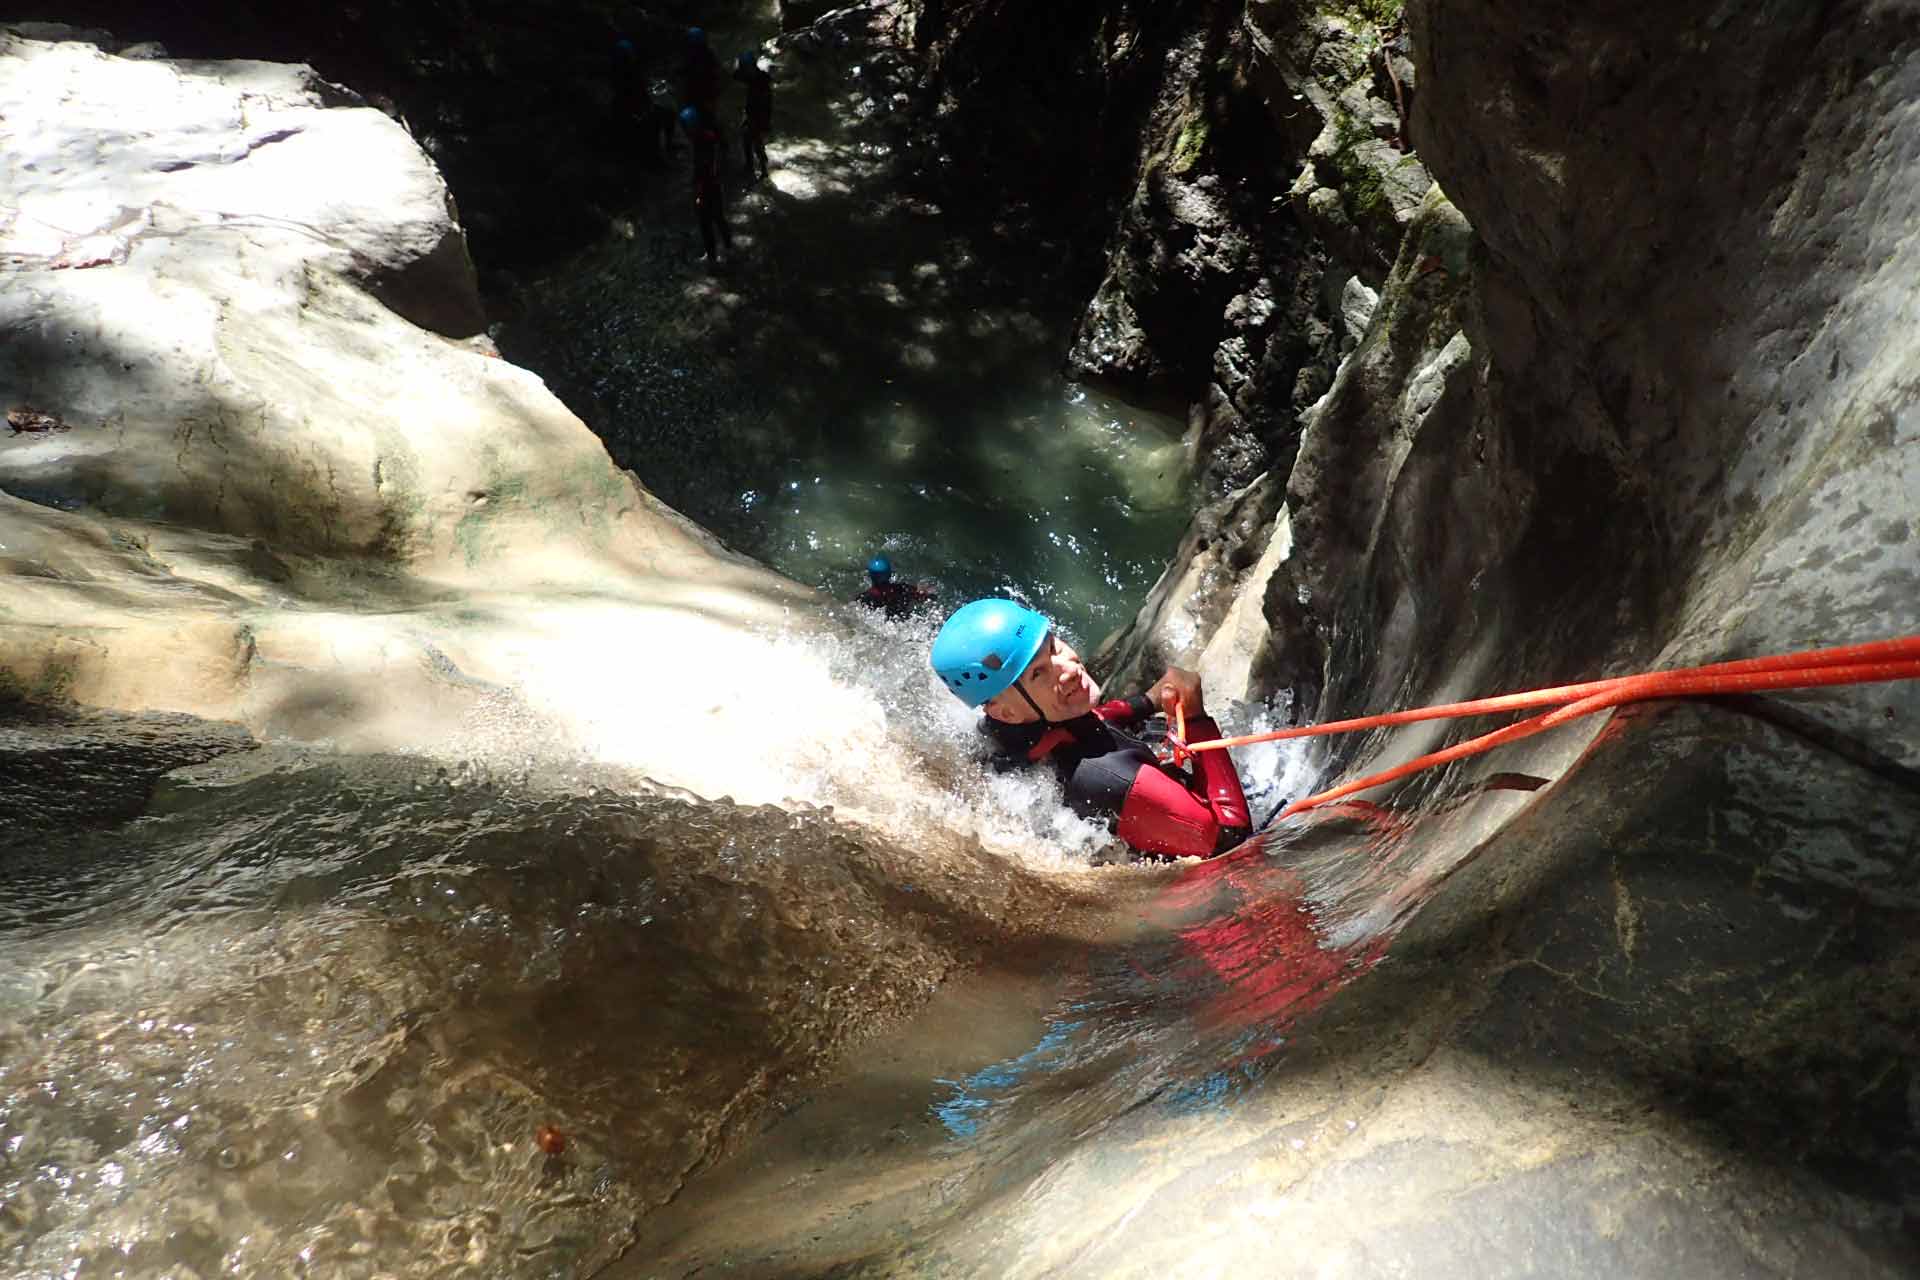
[613,37,636,55]
[931,599,1050,707]
[679,105,702,129]
[867,554,893,583]
[687,26,706,45]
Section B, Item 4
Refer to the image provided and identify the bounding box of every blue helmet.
[679,105,702,129]
[613,37,636,55]
[867,554,893,583]
[931,599,1049,707]
[686,26,706,45]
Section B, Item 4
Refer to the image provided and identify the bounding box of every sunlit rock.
[0,27,861,807]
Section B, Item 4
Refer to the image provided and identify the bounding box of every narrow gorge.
[2,1,1917,1277]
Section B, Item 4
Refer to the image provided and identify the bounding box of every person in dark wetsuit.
[854,555,933,618]
[930,598,1252,860]
[733,50,774,182]
[612,36,676,169]
[678,27,725,132]
[680,105,733,262]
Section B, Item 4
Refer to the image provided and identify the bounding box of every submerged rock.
[0,703,254,833]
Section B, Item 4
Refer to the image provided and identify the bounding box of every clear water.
[499,10,1191,647]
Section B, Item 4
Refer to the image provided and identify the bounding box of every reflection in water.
[933,1016,1082,1140]
[0,595,1330,1277]
[1154,838,1388,1053]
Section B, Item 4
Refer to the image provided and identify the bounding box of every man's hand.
[1147,667,1205,718]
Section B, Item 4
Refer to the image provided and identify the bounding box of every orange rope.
[1166,636,1920,821]
[1188,635,1920,756]
[1279,656,1920,819]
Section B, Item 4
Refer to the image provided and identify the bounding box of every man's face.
[985,632,1101,723]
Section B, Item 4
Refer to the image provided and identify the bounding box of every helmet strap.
[1011,679,1051,725]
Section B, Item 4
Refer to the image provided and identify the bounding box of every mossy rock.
[1328,0,1404,29]
[1172,113,1211,176]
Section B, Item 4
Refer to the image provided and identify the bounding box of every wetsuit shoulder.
[981,713,1046,757]
[980,713,1054,772]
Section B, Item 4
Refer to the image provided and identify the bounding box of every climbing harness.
[1169,635,1920,822]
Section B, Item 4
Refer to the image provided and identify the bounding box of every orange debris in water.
[535,1125,567,1155]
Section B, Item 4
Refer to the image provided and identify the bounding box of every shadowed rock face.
[1280,1,1920,1246]
[911,0,1433,498]
[0,705,256,832]
[1079,0,1920,1267]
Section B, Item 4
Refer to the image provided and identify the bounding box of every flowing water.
[7,7,1822,1280]
[0,4,1499,1275]
[0,10,1345,1277]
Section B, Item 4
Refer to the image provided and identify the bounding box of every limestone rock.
[1207,0,1920,1247]
[1247,2,1430,282]
[1269,181,1478,715]
[0,31,880,815]
[1337,273,1378,354]
[1094,469,1290,697]
[0,31,484,337]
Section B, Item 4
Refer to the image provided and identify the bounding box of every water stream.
[0,13,1334,1276]
[18,6,1913,1279]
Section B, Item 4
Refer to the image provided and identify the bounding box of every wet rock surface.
[0,25,853,788]
[0,704,254,833]
[1080,0,1920,1270]
[48,0,698,270]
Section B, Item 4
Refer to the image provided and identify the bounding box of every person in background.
[678,27,724,130]
[854,555,934,618]
[733,49,774,183]
[679,105,733,263]
[930,598,1251,860]
[612,36,676,169]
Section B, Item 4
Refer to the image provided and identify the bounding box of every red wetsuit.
[983,695,1251,858]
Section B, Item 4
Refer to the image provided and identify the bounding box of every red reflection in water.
[1149,729,1592,1064]
[1151,807,1400,1059]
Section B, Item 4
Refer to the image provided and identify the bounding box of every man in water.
[930,598,1251,860]
[854,555,934,617]
[680,105,734,263]
[733,50,774,182]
